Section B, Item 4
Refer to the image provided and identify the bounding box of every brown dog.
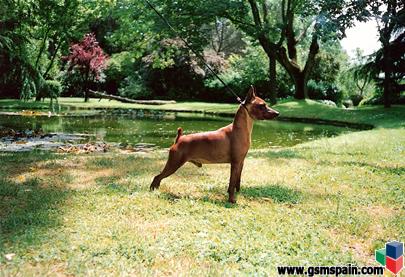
[150,86,279,203]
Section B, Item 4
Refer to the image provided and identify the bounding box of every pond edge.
[0,107,375,130]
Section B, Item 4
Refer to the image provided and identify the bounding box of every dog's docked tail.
[175,127,183,143]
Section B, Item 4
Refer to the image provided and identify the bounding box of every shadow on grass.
[0,152,68,254]
[343,161,405,176]
[241,184,302,204]
[250,149,303,160]
[158,184,302,206]
[315,158,405,176]
[158,191,231,207]
[0,151,55,179]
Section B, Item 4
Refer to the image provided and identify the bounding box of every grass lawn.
[0,100,404,275]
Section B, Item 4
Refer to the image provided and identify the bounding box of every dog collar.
[240,102,251,117]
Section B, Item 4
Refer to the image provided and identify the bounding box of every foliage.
[306,42,345,104]
[103,51,137,95]
[140,39,206,100]
[0,1,43,99]
[1,0,400,104]
[41,79,62,110]
[119,73,151,99]
[153,0,370,101]
[359,0,405,107]
[64,33,108,80]
[63,33,108,101]
[43,80,62,98]
[205,45,268,96]
[344,49,376,106]
[204,18,247,58]
[307,80,342,104]
[309,44,342,84]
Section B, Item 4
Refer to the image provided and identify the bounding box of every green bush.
[119,73,151,99]
[307,80,342,104]
[38,80,62,100]
[205,45,295,101]
[276,66,294,98]
[45,80,62,98]
[104,52,135,95]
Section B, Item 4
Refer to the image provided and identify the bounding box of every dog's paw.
[228,196,236,204]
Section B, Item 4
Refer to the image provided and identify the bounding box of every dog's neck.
[233,104,254,139]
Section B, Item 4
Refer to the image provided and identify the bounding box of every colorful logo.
[375,241,404,275]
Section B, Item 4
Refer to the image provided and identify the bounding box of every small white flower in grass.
[5,253,15,261]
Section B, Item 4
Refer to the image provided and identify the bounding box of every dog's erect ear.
[245,85,256,103]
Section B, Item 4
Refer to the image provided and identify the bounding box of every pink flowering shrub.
[63,33,108,100]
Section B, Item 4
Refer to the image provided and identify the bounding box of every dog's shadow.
[158,184,302,206]
[158,190,229,207]
[241,184,302,204]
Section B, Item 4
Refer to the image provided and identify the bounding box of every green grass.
[0,98,238,114]
[0,100,404,275]
[1,98,404,128]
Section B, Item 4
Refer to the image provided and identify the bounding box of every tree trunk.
[35,38,62,102]
[84,90,89,102]
[383,46,392,108]
[268,54,277,104]
[84,71,90,102]
[43,39,62,79]
[293,73,306,100]
[380,1,397,108]
[273,47,307,100]
[34,27,50,102]
[34,27,50,70]
[35,92,43,101]
[84,80,89,102]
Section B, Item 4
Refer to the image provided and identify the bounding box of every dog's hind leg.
[150,150,186,190]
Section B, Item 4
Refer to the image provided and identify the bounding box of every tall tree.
[365,1,404,108]
[32,0,86,100]
[156,0,365,102]
[0,0,43,99]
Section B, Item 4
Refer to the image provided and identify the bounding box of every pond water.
[0,110,354,149]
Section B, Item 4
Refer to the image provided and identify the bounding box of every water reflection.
[0,111,354,149]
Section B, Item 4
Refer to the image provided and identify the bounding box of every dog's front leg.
[228,162,243,203]
[235,161,244,193]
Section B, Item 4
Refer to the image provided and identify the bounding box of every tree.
[348,49,374,103]
[246,0,319,100]
[362,1,404,108]
[157,0,365,103]
[0,1,43,99]
[0,0,91,100]
[63,33,108,102]
[206,18,246,57]
[239,0,370,100]
[32,0,86,101]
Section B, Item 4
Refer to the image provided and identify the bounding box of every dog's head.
[243,86,279,120]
